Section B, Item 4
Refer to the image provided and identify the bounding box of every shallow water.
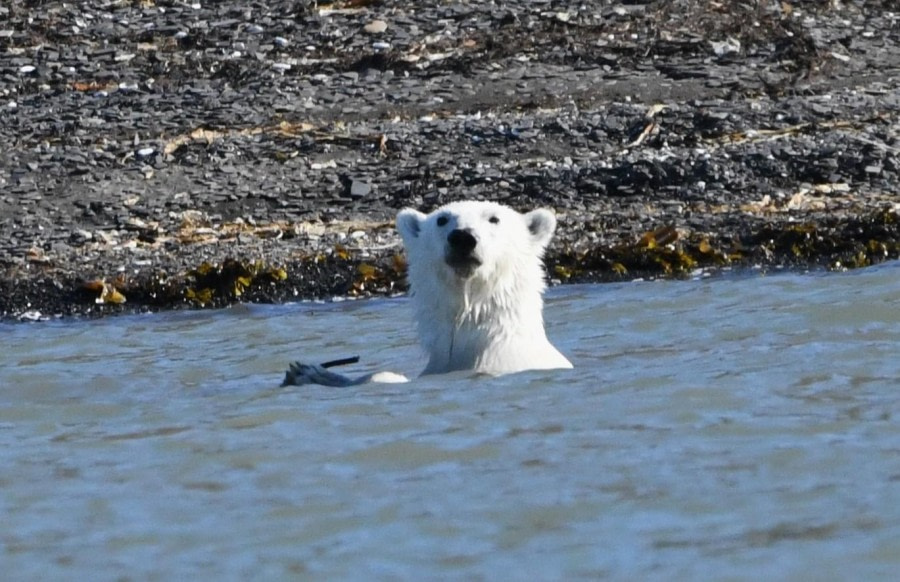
[2,263,900,580]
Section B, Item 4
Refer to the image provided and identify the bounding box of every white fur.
[397,200,571,376]
[284,201,571,387]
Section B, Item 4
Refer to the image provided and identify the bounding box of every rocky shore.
[2,0,899,321]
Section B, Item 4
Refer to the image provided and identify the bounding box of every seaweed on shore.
[553,224,731,281]
[747,207,900,270]
[184,259,288,307]
[550,208,900,282]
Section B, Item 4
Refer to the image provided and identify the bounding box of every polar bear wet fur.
[397,201,572,375]
[282,201,572,386]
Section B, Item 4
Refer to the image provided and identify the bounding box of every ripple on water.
[1,263,900,579]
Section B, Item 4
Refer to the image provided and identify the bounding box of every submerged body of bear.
[283,201,572,386]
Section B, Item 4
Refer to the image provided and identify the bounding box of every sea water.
[2,262,899,580]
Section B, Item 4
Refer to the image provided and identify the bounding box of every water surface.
[3,263,900,580]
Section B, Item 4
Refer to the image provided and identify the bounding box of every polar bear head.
[396,201,557,284]
[395,201,571,375]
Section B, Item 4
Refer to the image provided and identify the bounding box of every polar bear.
[282,201,572,386]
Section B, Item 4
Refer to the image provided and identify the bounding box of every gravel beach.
[2,0,899,320]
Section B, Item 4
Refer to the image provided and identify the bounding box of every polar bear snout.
[445,228,481,274]
[447,228,477,253]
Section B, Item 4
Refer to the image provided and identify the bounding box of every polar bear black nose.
[447,229,477,253]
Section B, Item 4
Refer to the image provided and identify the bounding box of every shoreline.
[3,205,898,322]
[2,0,899,321]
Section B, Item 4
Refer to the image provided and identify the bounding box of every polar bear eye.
[436,215,449,227]
[489,216,500,224]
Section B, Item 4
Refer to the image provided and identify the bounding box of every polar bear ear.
[396,209,426,242]
[525,208,557,248]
